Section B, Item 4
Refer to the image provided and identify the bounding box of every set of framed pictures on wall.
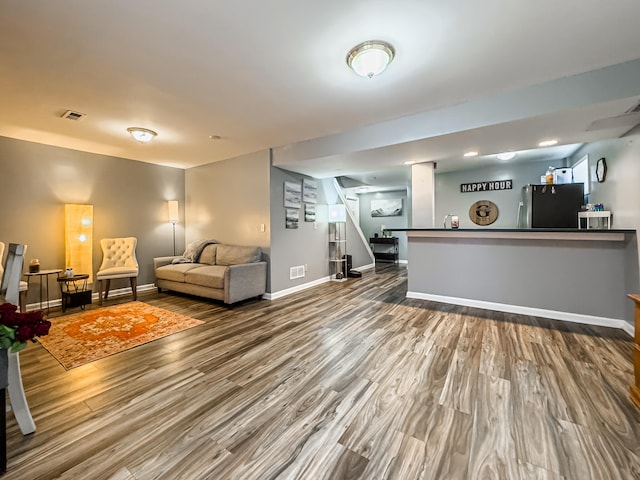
[284,178,317,229]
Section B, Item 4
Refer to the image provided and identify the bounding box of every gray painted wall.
[269,168,329,293]
[184,150,270,247]
[434,159,566,228]
[568,133,640,230]
[358,190,409,261]
[0,136,185,303]
[269,170,372,293]
[408,234,638,325]
[568,132,640,324]
[185,150,271,287]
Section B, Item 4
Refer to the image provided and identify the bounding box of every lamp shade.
[168,200,179,223]
[65,204,93,282]
[328,204,347,222]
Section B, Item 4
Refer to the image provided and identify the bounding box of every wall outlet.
[260,223,265,232]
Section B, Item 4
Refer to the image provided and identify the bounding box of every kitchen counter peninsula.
[393,228,638,334]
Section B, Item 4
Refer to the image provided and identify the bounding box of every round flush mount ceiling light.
[347,40,395,78]
[538,139,558,147]
[127,127,157,143]
[496,151,516,161]
[464,151,479,158]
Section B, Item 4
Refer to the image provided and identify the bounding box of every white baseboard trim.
[264,276,331,301]
[621,321,635,337]
[25,283,156,312]
[101,283,157,301]
[352,263,375,272]
[407,291,634,335]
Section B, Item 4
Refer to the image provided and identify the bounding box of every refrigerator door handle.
[517,201,523,228]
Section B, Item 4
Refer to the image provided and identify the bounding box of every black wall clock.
[596,157,607,182]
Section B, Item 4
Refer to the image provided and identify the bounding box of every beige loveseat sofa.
[153,241,267,304]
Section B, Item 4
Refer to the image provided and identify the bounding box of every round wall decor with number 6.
[469,200,499,226]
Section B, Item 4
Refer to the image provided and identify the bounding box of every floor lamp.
[65,204,93,281]
[168,200,179,255]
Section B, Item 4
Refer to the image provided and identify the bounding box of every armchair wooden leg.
[98,279,111,305]
[104,279,111,301]
[19,291,27,313]
[130,277,137,301]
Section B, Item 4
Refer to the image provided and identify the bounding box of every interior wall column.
[411,162,436,227]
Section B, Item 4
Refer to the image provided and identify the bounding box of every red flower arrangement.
[0,303,51,352]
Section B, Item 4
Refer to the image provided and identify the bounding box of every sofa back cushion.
[216,244,262,266]
[199,244,218,265]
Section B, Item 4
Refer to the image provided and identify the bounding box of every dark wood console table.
[369,237,399,263]
[628,294,640,408]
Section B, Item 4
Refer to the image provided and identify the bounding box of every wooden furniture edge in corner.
[627,293,640,408]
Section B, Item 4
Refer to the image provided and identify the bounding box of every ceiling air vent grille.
[61,110,86,121]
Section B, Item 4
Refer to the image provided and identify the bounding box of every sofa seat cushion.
[156,263,202,283]
[216,244,262,266]
[184,265,227,289]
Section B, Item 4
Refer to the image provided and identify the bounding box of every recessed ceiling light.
[346,40,395,78]
[404,160,415,165]
[464,151,478,157]
[496,151,516,161]
[538,139,558,147]
[127,127,157,143]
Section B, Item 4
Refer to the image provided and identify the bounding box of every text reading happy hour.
[460,180,513,193]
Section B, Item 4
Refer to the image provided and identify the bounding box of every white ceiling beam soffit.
[272,58,640,167]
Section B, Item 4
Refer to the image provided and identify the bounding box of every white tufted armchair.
[96,237,139,305]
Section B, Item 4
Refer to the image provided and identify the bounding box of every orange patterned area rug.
[38,302,204,370]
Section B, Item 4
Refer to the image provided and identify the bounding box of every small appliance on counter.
[517,184,584,228]
[541,166,573,185]
[553,168,573,184]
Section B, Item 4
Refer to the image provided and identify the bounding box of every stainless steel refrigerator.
[517,184,584,228]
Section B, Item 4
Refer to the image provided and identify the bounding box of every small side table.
[24,269,63,312]
[578,211,611,229]
[57,274,91,312]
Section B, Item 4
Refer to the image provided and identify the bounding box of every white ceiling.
[2,1,640,189]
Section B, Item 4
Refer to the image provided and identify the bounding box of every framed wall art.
[302,178,318,204]
[371,198,403,217]
[304,204,316,222]
[285,208,299,229]
[284,181,302,208]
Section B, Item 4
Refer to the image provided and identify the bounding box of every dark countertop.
[389,228,636,234]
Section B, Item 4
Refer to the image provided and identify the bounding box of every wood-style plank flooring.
[5,264,640,479]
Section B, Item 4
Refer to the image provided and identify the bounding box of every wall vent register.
[289,265,305,280]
